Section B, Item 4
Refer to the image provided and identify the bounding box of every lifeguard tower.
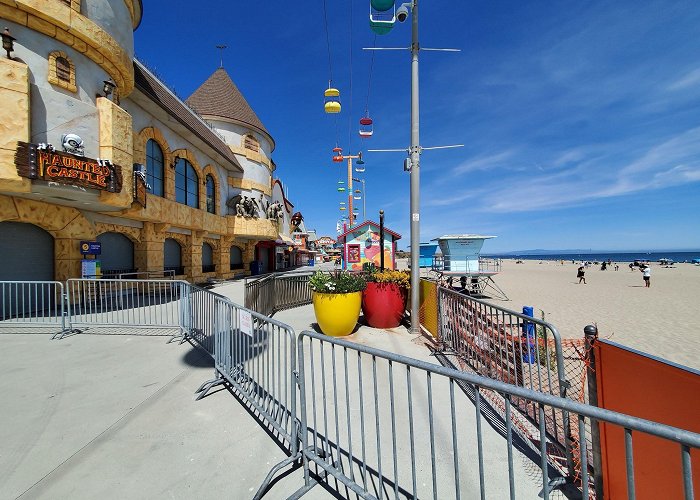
[419,243,439,268]
[431,234,507,299]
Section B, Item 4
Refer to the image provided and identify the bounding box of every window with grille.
[48,51,76,92]
[243,135,259,152]
[56,57,71,82]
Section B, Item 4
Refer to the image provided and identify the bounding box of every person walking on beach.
[577,265,586,284]
[642,265,651,288]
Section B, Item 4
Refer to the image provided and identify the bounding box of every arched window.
[175,157,199,208]
[230,245,243,270]
[202,243,215,273]
[243,134,259,152]
[205,174,216,214]
[146,139,164,197]
[164,238,183,275]
[48,51,76,92]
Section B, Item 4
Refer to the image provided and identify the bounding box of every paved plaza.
[0,274,545,499]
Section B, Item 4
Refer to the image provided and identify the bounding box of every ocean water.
[485,251,700,263]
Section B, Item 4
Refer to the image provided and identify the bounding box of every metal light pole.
[365,0,462,335]
[408,0,421,334]
[352,177,366,221]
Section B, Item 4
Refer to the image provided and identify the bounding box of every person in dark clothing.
[577,266,586,284]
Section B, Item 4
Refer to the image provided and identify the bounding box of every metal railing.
[437,286,574,477]
[244,272,313,317]
[295,330,700,500]
[0,281,68,336]
[432,256,502,274]
[63,279,188,341]
[81,270,176,280]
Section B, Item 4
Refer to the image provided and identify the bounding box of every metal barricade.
[295,330,700,500]
[273,273,312,313]
[437,286,574,476]
[244,274,276,316]
[62,279,188,341]
[185,284,229,354]
[195,298,299,498]
[0,281,68,336]
[245,272,313,316]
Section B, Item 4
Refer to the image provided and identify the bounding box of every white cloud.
[419,127,700,214]
[667,68,700,91]
[451,150,516,175]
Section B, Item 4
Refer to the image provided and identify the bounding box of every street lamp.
[102,78,116,98]
[352,177,366,221]
[2,27,16,59]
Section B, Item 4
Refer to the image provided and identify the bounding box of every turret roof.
[186,68,273,148]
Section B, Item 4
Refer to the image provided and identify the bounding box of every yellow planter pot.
[312,291,362,337]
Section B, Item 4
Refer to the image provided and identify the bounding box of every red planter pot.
[361,282,407,328]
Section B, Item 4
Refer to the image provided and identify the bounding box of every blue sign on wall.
[80,241,101,255]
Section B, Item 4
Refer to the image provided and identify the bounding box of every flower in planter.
[367,269,410,288]
[309,271,367,294]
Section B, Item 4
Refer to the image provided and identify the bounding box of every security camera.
[396,4,410,22]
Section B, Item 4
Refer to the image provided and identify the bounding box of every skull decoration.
[61,133,85,156]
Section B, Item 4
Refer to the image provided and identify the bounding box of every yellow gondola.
[324,87,341,114]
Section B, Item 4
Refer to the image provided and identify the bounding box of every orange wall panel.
[595,340,700,499]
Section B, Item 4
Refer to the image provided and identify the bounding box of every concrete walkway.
[0,272,546,499]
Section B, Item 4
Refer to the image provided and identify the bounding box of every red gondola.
[332,146,343,163]
[359,116,374,138]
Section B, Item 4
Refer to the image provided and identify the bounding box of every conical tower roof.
[186,68,272,146]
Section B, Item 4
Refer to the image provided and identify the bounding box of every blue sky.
[134,1,700,252]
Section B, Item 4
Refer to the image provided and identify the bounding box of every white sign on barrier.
[239,309,253,337]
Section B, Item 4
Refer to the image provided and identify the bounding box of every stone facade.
[0,1,298,283]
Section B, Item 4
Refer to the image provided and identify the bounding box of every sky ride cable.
[322,0,333,83]
[365,34,377,115]
[347,0,354,154]
[322,0,340,145]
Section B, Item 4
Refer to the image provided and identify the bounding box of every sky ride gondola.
[355,158,366,173]
[354,189,362,200]
[359,116,374,138]
[369,0,396,35]
[332,146,344,162]
[324,86,341,114]
[337,181,346,192]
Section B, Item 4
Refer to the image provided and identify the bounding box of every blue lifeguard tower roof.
[431,234,497,274]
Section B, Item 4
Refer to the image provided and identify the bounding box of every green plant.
[309,271,367,294]
[367,269,411,288]
[362,262,377,273]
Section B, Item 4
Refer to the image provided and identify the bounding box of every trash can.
[250,261,262,276]
[521,306,536,363]
[308,257,315,267]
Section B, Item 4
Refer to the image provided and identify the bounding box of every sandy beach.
[483,259,700,370]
